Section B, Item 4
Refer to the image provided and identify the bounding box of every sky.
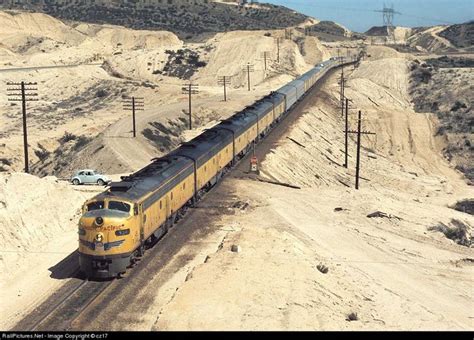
[264,0,474,32]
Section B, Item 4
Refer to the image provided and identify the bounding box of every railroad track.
[13,276,114,331]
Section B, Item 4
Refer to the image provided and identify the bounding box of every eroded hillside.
[409,56,474,184]
[0,1,308,41]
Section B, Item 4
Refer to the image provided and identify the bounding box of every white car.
[71,169,111,186]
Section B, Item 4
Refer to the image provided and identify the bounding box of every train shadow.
[48,250,116,282]
[48,249,83,280]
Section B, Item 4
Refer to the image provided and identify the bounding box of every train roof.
[216,109,258,135]
[94,155,193,202]
[170,128,233,166]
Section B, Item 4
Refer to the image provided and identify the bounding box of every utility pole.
[337,68,347,118]
[345,110,376,189]
[275,37,281,63]
[182,83,199,129]
[244,63,255,91]
[123,97,144,138]
[260,51,271,71]
[217,76,231,102]
[7,81,38,173]
[344,97,351,168]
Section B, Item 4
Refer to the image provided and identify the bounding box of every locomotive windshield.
[87,201,104,211]
[108,201,131,213]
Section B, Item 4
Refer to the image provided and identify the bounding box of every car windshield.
[108,201,131,213]
[87,201,104,211]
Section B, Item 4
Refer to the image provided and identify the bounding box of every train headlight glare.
[95,233,103,242]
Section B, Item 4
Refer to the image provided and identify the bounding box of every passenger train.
[78,58,339,278]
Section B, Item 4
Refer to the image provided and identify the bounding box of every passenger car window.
[79,171,85,176]
[108,201,131,213]
[87,201,104,211]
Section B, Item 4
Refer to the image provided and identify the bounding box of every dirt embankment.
[408,56,474,184]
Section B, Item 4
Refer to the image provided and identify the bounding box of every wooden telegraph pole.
[275,37,282,64]
[7,81,38,173]
[217,76,231,102]
[338,67,347,118]
[244,63,255,91]
[182,83,199,129]
[345,110,376,189]
[260,51,271,71]
[343,97,352,168]
[123,97,144,138]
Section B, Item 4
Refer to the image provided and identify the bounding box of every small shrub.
[59,132,77,144]
[450,101,467,112]
[73,136,92,151]
[428,220,471,247]
[96,89,108,98]
[0,158,12,166]
[346,312,358,321]
[453,199,474,215]
[34,148,50,161]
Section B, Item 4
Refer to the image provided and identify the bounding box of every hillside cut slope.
[0,1,308,40]
[439,21,474,50]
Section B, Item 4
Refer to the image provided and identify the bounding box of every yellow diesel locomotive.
[78,59,336,278]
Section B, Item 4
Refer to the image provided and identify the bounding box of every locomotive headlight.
[95,233,103,243]
[95,217,104,227]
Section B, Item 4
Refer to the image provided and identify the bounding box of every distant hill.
[365,26,389,36]
[439,21,474,50]
[0,0,308,40]
[299,21,363,42]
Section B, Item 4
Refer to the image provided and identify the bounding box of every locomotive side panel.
[196,154,219,190]
[217,143,234,169]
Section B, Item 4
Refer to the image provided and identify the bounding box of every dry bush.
[428,219,472,247]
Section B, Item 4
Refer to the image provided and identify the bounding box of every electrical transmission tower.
[182,83,199,130]
[374,4,401,43]
[7,81,38,173]
[123,97,144,138]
